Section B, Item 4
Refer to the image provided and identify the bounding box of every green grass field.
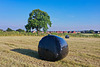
[0,36,100,67]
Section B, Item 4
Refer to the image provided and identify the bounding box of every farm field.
[82,33,100,35]
[0,36,100,67]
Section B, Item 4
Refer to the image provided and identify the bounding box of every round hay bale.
[65,35,69,38]
[38,34,68,61]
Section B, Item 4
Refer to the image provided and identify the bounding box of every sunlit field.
[0,36,100,67]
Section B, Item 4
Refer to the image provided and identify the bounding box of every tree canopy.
[25,9,52,32]
[16,29,25,32]
[0,29,3,32]
[6,28,13,32]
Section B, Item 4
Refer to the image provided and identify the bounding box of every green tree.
[89,30,94,33]
[6,28,13,32]
[16,29,25,32]
[0,29,3,32]
[25,9,52,33]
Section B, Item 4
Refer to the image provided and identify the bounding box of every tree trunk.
[37,30,40,35]
[36,27,40,35]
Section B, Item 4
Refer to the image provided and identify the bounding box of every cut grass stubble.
[0,36,100,67]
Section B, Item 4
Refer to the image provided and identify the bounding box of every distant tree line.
[0,28,99,34]
[81,30,97,33]
[0,28,25,32]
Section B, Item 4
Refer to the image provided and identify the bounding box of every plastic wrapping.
[38,35,68,61]
[65,35,69,38]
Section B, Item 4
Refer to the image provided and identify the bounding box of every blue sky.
[0,0,100,31]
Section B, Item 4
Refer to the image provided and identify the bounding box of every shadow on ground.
[11,48,39,59]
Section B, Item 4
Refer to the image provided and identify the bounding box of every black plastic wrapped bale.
[38,35,68,61]
[65,35,69,38]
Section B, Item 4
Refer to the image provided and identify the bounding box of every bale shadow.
[11,48,39,59]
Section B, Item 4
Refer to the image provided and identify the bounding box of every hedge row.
[0,31,100,38]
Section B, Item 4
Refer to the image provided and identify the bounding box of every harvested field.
[0,36,100,67]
